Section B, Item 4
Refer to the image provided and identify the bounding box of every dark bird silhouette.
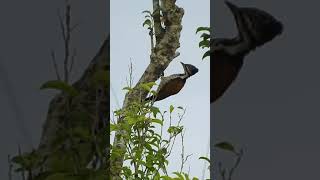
[146,62,198,102]
[211,1,283,103]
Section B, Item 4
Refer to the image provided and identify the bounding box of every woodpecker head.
[180,62,198,78]
[225,1,283,47]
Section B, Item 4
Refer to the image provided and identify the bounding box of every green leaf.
[199,156,210,163]
[152,119,163,126]
[173,172,184,179]
[145,81,157,87]
[200,33,211,40]
[110,123,118,132]
[202,50,210,60]
[169,105,174,113]
[167,126,183,135]
[150,106,160,118]
[139,83,151,92]
[196,27,210,34]
[40,80,79,97]
[199,40,210,48]
[161,176,173,180]
[177,106,184,110]
[151,90,157,95]
[142,10,152,15]
[183,173,191,180]
[145,143,153,152]
[122,87,133,91]
[11,156,24,165]
[143,19,152,28]
[139,82,155,92]
[215,141,235,153]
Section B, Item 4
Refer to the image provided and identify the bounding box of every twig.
[57,10,66,42]
[50,50,61,80]
[228,149,244,180]
[8,155,12,180]
[165,108,186,158]
[69,48,76,73]
[63,3,71,82]
[18,145,26,180]
[180,129,192,173]
[125,60,134,88]
[201,139,210,180]
[218,162,226,180]
[55,0,79,82]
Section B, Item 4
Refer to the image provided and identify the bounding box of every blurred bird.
[211,1,283,103]
[145,62,198,102]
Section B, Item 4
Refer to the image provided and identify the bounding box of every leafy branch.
[196,26,211,60]
[215,142,244,180]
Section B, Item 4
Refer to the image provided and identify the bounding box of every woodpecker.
[145,62,198,102]
[211,1,283,103]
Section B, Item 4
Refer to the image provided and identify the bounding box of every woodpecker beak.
[180,62,188,74]
[225,1,240,16]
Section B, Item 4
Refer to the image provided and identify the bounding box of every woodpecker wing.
[212,52,244,102]
[148,75,186,102]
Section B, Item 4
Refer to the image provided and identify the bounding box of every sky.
[110,0,210,178]
[212,0,320,180]
[0,0,107,179]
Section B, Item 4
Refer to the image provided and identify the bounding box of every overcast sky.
[110,0,210,178]
[212,0,320,180]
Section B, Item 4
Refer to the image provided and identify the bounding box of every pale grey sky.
[110,0,210,178]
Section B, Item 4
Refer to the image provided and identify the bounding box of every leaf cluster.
[196,27,211,60]
[111,82,208,180]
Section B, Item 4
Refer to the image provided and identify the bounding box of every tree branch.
[153,0,164,43]
[63,3,71,82]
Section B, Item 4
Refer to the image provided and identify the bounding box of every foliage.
[40,80,80,97]
[11,77,108,180]
[110,82,210,179]
[214,141,244,180]
[196,27,211,60]
[142,10,154,30]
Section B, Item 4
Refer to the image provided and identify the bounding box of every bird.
[211,1,283,103]
[145,62,199,102]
